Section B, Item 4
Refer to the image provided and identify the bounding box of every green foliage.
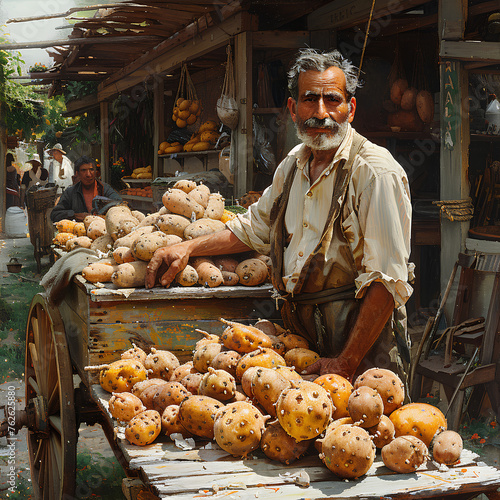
[0,297,13,325]
[75,450,126,499]
[29,62,48,73]
[63,80,99,102]
[0,31,47,139]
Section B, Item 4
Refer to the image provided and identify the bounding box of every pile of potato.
[387,78,434,131]
[54,180,270,289]
[90,318,463,481]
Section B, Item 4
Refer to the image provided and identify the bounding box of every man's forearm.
[339,281,394,375]
[184,229,251,257]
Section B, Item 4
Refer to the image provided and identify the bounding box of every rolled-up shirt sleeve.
[354,170,413,308]
[226,159,289,255]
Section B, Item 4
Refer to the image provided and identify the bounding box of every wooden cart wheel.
[25,293,76,500]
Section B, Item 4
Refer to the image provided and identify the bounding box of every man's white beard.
[296,116,349,150]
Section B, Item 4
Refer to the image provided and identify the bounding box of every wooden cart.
[6,279,500,500]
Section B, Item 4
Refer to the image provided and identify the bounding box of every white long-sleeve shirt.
[48,156,74,190]
[227,124,414,307]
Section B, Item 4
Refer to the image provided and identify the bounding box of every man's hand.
[74,212,90,222]
[301,356,354,381]
[145,243,190,289]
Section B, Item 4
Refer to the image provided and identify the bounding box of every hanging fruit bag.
[172,63,201,129]
[217,45,239,130]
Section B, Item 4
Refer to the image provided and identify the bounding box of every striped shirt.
[227,124,414,307]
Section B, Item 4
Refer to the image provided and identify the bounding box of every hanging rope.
[358,0,377,78]
[432,198,474,222]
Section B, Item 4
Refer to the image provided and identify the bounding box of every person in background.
[47,143,74,192]
[145,49,413,386]
[20,154,49,206]
[5,152,21,208]
[50,155,121,222]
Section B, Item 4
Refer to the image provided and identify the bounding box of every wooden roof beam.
[98,1,245,100]
[6,4,141,23]
[0,35,162,50]
[440,41,500,63]
[308,0,432,31]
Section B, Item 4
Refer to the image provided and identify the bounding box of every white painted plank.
[83,282,275,302]
[153,464,500,499]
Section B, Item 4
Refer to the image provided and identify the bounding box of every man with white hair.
[47,143,74,192]
[145,49,413,385]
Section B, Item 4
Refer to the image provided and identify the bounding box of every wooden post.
[153,76,164,179]
[100,101,109,183]
[233,31,253,198]
[439,0,470,321]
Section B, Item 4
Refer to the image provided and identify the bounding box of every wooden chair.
[412,252,500,430]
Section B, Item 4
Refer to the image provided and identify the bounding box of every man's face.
[78,163,96,187]
[51,150,63,163]
[287,66,356,150]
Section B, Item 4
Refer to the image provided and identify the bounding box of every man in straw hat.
[20,154,49,206]
[47,143,74,192]
[145,49,413,388]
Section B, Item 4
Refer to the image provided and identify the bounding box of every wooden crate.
[60,278,281,384]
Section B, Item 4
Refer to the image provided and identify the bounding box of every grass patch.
[0,254,43,383]
[74,450,126,499]
[0,344,26,384]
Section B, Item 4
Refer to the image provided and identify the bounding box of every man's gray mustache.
[303,117,339,130]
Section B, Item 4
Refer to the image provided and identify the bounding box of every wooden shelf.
[158,149,221,158]
[121,178,152,184]
[470,133,500,142]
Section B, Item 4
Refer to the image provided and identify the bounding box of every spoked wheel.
[25,293,76,500]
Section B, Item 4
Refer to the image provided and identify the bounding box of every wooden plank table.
[91,386,500,500]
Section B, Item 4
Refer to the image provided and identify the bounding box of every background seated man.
[51,155,121,222]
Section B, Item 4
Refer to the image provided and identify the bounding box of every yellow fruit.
[186,114,197,125]
[164,145,183,154]
[390,403,447,447]
[176,118,187,128]
[171,114,177,122]
[192,141,212,151]
[220,209,236,223]
[183,143,194,152]
[189,100,200,114]
[179,99,191,111]
[176,97,184,107]
[200,130,220,144]
[178,110,190,120]
[199,120,218,133]
[159,141,170,152]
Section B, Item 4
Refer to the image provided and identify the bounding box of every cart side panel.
[86,296,281,384]
[58,282,91,381]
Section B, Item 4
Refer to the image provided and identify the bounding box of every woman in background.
[5,152,21,208]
